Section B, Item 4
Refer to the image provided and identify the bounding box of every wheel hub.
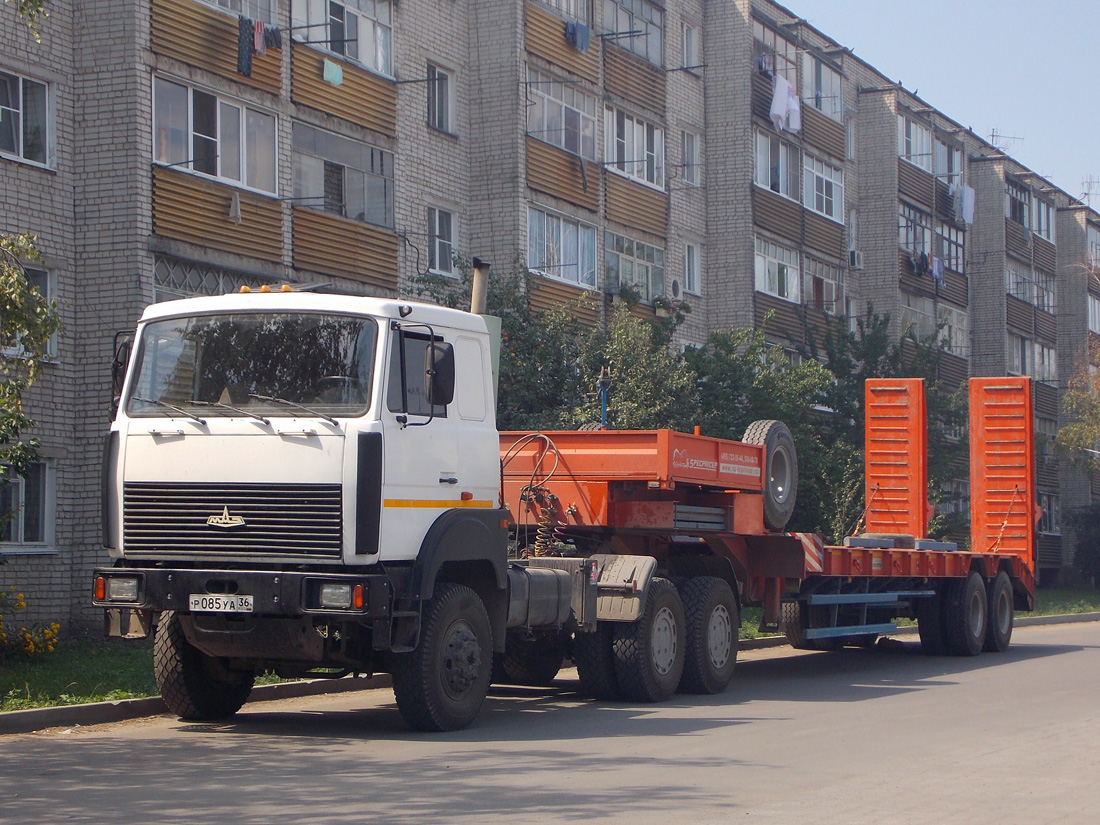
[651,606,678,675]
[442,621,482,695]
[707,605,732,669]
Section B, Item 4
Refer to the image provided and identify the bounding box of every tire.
[390,583,493,732]
[944,571,988,657]
[153,610,254,720]
[781,600,843,651]
[678,577,739,695]
[984,571,1014,653]
[916,591,948,656]
[573,623,620,700]
[495,635,567,686]
[741,420,798,531]
[612,577,686,703]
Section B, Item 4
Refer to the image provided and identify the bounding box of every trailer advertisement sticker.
[720,448,762,480]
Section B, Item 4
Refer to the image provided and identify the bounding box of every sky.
[794,1,1100,204]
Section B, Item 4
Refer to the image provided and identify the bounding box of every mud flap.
[590,554,657,622]
[104,608,154,639]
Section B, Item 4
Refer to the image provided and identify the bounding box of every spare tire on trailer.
[742,420,798,531]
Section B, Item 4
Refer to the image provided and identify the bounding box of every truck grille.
[123,482,342,557]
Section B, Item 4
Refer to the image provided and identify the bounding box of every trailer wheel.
[678,577,739,694]
[390,583,493,732]
[741,420,798,531]
[573,623,620,700]
[781,601,843,651]
[916,591,948,656]
[944,571,988,657]
[495,634,567,686]
[153,610,254,720]
[983,571,1014,653]
[613,577,686,703]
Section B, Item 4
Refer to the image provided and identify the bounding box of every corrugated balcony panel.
[753,187,801,246]
[803,210,844,260]
[1033,236,1056,271]
[526,137,600,212]
[1005,219,1030,260]
[292,206,398,290]
[801,106,845,161]
[151,0,281,94]
[898,158,934,208]
[604,44,666,116]
[754,292,804,344]
[291,46,397,136]
[152,167,283,262]
[123,482,342,557]
[524,1,599,82]
[1005,294,1033,332]
[528,276,600,327]
[605,172,668,239]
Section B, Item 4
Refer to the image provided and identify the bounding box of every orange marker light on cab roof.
[280,284,292,292]
[260,284,271,293]
[239,285,251,293]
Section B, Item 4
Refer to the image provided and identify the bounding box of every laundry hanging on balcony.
[237,16,253,76]
[770,75,801,133]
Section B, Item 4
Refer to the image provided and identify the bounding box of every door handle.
[439,477,458,485]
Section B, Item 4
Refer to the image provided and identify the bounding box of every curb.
[3,613,1098,735]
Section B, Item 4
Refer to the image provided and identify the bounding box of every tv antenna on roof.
[1082,176,1100,206]
[989,128,1022,152]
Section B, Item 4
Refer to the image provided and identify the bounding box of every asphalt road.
[3,621,1098,825]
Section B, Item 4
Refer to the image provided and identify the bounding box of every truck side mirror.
[111,331,133,418]
[425,341,455,407]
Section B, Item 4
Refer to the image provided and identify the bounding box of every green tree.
[6,0,50,41]
[1064,504,1100,587]
[0,234,63,523]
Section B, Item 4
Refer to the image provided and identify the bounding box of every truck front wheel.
[612,577,685,703]
[390,583,493,732]
[678,577,739,694]
[153,610,255,720]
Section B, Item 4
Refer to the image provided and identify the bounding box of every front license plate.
[189,594,254,613]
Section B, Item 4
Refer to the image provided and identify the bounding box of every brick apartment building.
[1,0,1097,632]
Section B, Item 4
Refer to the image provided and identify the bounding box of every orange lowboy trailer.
[500,376,1036,657]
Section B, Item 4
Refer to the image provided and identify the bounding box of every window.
[937,221,965,273]
[1005,260,1031,303]
[153,77,276,193]
[682,21,700,69]
[1038,492,1060,535]
[528,207,597,288]
[1035,270,1056,314]
[0,70,50,166]
[1036,416,1058,463]
[527,68,597,160]
[427,207,455,275]
[1089,225,1100,266]
[606,107,664,187]
[898,114,932,172]
[1090,294,1100,334]
[754,131,799,200]
[1,266,58,359]
[680,129,699,186]
[900,293,936,339]
[936,479,970,517]
[938,303,969,358]
[1006,181,1030,227]
[754,237,800,302]
[1033,341,1057,384]
[292,0,393,76]
[752,21,796,83]
[387,331,447,418]
[292,122,394,227]
[683,242,700,295]
[898,203,932,254]
[804,155,843,221]
[200,0,275,22]
[802,257,843,313]
[153,255,264,301]
[0,462,52,548]
[1033,199,1055,242]
[539,0,589,22]
[934,138,962,186]
[1006,332,1029,376]
[801,53,842,121]
[603,0,663,66]
[426,64,453,134]
[605,232,664,302]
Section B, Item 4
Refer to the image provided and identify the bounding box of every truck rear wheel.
[573,623,620,700]
[390,583,493,732]
[678,577,739,695]
[983,571,1014,653]
[944,571,987,657]
[612,577,685,703]
[153,610,254,720]
[916,591,948,656]
[781,601,843,651]
[741,420,798,531]
[495,634,567,686]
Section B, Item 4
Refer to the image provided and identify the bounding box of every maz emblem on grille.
[206,506,246,528]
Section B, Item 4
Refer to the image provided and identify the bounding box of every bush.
[0,586,60,661]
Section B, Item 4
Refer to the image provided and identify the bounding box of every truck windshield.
[125,312,377,419]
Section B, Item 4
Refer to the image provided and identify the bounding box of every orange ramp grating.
[969,377,1037,568]
[863,378,930,537]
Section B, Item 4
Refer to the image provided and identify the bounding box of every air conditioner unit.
[669,278,682,300]
[849,249,864,269]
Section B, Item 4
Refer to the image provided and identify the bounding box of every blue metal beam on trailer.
[805,590,934,606]
[805,623,897,640]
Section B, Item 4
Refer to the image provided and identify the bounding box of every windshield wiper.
[248,394,339,426]
[130,396,207,425]
[190,400,270,426]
